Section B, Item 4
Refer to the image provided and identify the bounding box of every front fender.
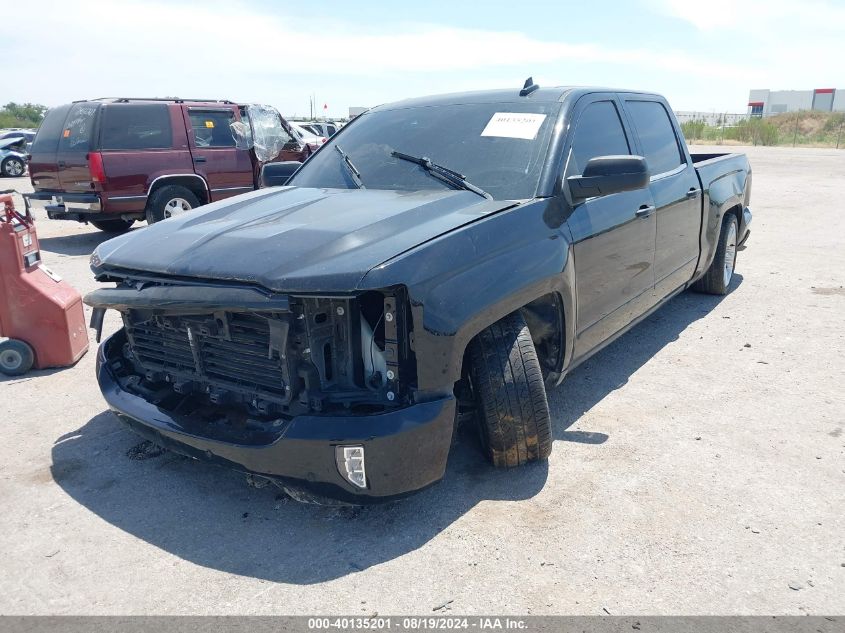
[360,199,575,393]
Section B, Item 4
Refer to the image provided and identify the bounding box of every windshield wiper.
[335,145,365,189]
[391,151,492,200]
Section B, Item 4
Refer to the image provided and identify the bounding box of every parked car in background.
[0,136,28,177]
[289,122,326,152]
[0,129,37,144]
[27,98,311,232]
[86,83,751,503]
[297,121,339,138]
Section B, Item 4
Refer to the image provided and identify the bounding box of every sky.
[2,0,844,119]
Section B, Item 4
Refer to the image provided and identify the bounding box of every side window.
[188,110,236,148]
[569,101,630,176]
[100,105,172,150]
[327,124,337,135]
[58,103,98,153]
[625,100,684,176]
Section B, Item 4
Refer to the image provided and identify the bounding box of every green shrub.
[681,119,707,141]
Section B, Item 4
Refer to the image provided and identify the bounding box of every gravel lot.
[1,145,843,615]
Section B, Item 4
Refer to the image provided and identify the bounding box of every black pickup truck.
[86,82,751,504]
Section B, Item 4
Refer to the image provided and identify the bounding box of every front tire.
[1,157,25,177]
[469,312,553,468]
[692,212,739,295]
[0,339,35,376]
[90,219,134,233]
[145,185,200,224]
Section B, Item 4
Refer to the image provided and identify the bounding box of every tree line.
[0,103,49,129]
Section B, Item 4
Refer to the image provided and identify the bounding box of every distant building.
[748,88,845,116]
[348,106,368,119]
[675,111,747,126]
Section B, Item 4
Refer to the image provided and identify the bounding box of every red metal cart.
[0,191,88,375]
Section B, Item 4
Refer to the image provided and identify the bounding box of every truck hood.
[94,186,517,292]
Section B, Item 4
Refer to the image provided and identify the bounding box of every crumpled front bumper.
[96,331,456,503]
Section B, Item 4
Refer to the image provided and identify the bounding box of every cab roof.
[375,86,662,111]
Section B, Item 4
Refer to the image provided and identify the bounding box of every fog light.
[336,445,367,489]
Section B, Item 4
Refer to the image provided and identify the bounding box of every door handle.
[194,156,207,163]
[686,188,700,198]
[636,205,655,218]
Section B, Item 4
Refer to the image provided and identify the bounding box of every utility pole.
[793,112,800,147]
[837,119,843,149]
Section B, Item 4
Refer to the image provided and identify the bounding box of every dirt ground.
[1,145,843,615]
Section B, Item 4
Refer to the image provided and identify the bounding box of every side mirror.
[261,161,302,187]
[567,155,649,201]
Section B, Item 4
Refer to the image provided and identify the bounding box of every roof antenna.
[519,77,539,96]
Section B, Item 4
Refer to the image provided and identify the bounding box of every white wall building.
[748,88,845,116]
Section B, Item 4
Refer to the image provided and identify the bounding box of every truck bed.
[692,152,750,190]
[690,152,738,165]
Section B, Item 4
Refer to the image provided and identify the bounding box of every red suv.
[28,98,311,232]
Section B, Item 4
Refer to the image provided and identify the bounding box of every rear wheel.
[1,157,25,177]
[468,311,553,468]
[145,185,200,224]
[692,212,738,295]
[90,218,134,233]
[0,339,35,376]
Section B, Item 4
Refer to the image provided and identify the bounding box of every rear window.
[58,102,99,153]
[29,104,71,154]
[100,104,172,150]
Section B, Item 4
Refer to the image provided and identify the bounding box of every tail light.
[321,137,327,144]
[88,152,106,184]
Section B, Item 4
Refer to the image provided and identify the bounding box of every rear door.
[566,95,657,358]
[56,102,100,192]
[622,97,701,297]
[27,104,72,191]
[98,103,192,205]
[183,107,254,201]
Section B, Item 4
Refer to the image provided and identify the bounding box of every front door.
[565,97,657,359]
[183,107,255,201]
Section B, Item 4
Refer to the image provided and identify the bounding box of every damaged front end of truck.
[86,276,455,504]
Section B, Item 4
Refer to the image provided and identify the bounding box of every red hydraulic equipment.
[0,192,88,375]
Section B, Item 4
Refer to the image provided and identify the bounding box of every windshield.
[289,102,560,200]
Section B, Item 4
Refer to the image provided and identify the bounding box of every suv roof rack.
[73,97,235,104]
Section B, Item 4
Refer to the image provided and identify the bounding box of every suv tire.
[91,219,134,233]
[145,185,201,224]
[469,311,553,468]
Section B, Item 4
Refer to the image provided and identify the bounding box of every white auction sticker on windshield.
[481,112,547,140]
